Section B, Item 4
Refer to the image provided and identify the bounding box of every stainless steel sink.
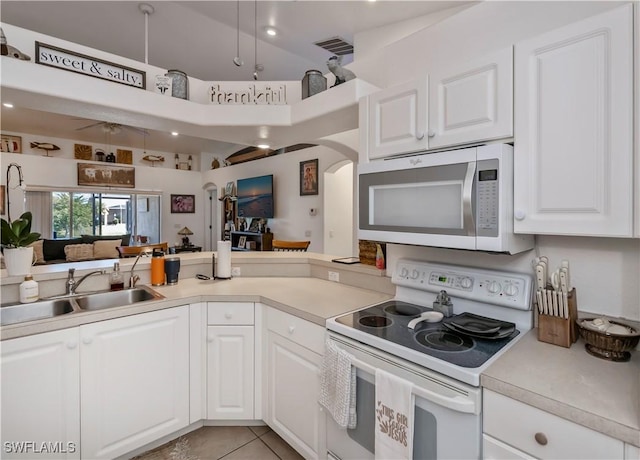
[0,286,165,326]
[0,299,75,326]
[74,286,164,311]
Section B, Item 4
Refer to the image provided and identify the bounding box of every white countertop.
[0,276,392,340]
[482,330,640,447]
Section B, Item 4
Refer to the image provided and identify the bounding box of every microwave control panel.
[476,159,499,237]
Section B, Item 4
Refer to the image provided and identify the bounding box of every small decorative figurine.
[326,56,355,87]
[30,142,60,156]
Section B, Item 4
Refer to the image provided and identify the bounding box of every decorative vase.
[302,70,327,99]
[4,247,35,276]
[165,69,189,100]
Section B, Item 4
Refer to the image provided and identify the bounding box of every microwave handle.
[463,161,476,236]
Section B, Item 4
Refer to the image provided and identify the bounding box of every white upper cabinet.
[363,48,514,162]
[366,76,429,160]
[513,4,634,236]
[429,47,513,150]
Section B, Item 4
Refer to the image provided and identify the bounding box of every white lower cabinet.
[265,306,326,460]
[80,306,190,459]
[1,328,81,460]
[207,326,254,419]
[483,389,624,460]
[206,302,255,420]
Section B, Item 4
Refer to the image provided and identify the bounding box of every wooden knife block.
[537,288,578,348]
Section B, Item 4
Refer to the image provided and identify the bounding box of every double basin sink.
[0,285,165,326]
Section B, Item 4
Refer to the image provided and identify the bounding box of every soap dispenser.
[110,262,124,291]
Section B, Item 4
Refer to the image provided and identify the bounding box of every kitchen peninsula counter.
[0,275,392,341]
[481,330,640,447]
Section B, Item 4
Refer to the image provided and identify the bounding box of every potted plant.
[1,212,41,276]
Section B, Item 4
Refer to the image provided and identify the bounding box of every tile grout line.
[257,436,283,460]
[217,431,262,460]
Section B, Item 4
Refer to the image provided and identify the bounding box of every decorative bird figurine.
[30,142,60,156]
[326,55,355,87]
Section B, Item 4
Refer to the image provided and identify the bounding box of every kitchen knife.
[535,265,546,291]
[561,260,571,290]
[551,290,558,316]
[559,269,569,293]
[536,290,544,314]
[546,290,554,316]
[539,259,548,288]
[563,291,569,318]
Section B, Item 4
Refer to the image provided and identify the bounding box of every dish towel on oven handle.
[319,339,357,429]
[374,368,414,460]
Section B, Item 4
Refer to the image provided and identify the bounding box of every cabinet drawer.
[483,390,624,459]
[266,307,325,355]
[208,302,254,325]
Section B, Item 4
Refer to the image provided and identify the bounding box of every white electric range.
[325,259,533,460]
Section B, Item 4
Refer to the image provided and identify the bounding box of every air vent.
[314,36,353,56]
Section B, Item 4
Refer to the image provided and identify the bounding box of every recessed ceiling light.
[257,144,270,149]
[3,103,14,108]
[264,26,277,37]
[171,132,179,136]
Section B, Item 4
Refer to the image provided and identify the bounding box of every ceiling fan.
[74,120,148,136]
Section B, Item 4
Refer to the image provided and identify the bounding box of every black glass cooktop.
[335,300,519,369]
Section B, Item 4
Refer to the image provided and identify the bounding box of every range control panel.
[392,260,532,310]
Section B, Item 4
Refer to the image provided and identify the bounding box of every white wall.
[324,161,355,257]
[203,145,350,253]
[1,141,206,248]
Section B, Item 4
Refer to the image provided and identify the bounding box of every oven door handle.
[349,356,479,415]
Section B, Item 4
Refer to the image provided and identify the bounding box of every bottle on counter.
[19,274,39,303]
[151,249,165,286]
[110,262,124,291]
[375,244,385,270]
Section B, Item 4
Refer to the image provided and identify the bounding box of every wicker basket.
[576,318,639,362]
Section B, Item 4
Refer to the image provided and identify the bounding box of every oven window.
[348,375,437,459]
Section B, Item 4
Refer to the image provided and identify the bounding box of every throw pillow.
[28,240,46,265]
[43,238,83,261]
[64,244,94,262]
[93,239,122,259]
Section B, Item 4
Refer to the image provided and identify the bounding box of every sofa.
[30,234,131,264]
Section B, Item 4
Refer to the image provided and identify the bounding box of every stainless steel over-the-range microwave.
[358,144,533,254]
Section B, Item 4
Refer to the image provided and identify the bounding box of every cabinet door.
[207,325,254,420]
[367,77,428,160]
[80,306,189,459]
[514,4,633,236]
[266,331,324,459]
[1,328,80,460]
[429,47,513,149]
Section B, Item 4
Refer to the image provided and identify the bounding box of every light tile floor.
[130,426,304,460]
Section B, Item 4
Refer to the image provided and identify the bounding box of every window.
[26,190,161,243]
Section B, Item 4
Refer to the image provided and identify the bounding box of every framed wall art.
[170,194,195,213]
[1,135,22,153]
[77,163,135,188]
[300,158,318,196]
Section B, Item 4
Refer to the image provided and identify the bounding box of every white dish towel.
[374,368,414,460]
[319,339,357,429]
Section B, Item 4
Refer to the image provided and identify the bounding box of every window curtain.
[25,191,53,238]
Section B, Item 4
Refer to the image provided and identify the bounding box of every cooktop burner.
[335,300,519,369]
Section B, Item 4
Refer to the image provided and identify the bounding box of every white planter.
[4,247,35,277]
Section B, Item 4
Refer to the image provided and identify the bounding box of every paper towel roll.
[216,241,232,279]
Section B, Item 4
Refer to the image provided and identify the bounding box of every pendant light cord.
[254,0,258,80]
[237,0,241,59]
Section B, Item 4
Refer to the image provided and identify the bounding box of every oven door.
[326,334,481,460]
